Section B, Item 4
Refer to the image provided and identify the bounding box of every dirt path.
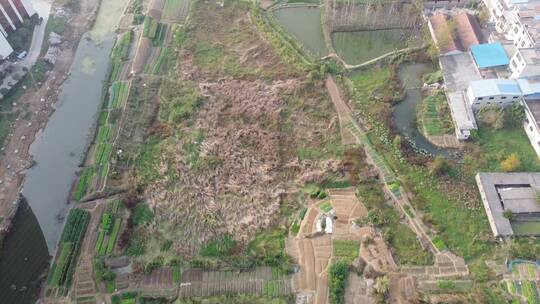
[325,75,441,255]
[0,0,101,239]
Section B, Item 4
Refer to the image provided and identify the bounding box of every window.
[489,97,495,100]
[478,97,483,100]
[502,96,507,100]
[531,126,534,132]
[513,96,519,99]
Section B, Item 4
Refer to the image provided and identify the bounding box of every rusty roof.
[429,12,461,53]
[454,12,484,51]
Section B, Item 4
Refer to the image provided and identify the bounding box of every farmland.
[46,208,90,297]
[94,200,123,256]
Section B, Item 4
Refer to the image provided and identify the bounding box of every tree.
[501,153,520,172]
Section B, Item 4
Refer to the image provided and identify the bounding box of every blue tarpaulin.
[471,42,509,69]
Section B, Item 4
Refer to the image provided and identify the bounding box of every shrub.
[429,156,451,176]
[501,153,520,172]
[503,209,515,221]
[133,204,154,225]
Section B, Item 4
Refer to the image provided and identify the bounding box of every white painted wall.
[524,106,540,160]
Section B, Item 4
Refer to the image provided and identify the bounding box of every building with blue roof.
[471,43,510,69]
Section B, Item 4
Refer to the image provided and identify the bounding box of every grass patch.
[194,42,223,68]
[472,126,540,172]
[200,235,236,258]
[133,203,154,226]
[332,240,359,263]
[357,181,433,265]
[319,201,333,213]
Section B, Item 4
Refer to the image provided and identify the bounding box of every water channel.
[0,0,128,302]
[393,63,455,157]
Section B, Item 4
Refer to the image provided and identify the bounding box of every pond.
[273,6,329,58]
[511,221,540,236]
[332,29,417,65]
[392,63,456,157]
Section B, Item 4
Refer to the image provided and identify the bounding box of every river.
[0,0,128,302]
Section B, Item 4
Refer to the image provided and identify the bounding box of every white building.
[510,48,540,79]
[0,31,12,59]
[524,98,540,157]
[466,79,523,108]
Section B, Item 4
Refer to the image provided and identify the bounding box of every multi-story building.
[0,0,35,59]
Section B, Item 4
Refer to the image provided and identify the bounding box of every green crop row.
[112,30,133,61]
[110,82,129,108]
[153,23,167,46]
[74,167,95,202]
[50,243,74,286]
[60,208,91,243]
[109,59,123,83]
[96,125,110,144]
[95,230,106,254]
[106,219,122,254]
[95,143,113,166]
[143,16,158,38]
[101,212,113,234]
[49,208,90,287]
[152,47,173,75]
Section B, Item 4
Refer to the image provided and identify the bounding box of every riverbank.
[0,0,102,252]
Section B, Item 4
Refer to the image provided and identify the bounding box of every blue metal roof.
[498,83,522,94]
[471,43,510,69]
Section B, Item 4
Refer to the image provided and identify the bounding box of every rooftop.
[440,53,481,137]
[476,172,540,236]
[469,79,522,97]
[428,12,484,54]
[471,43,510,69]
[454,12,484,51]
[429,12,461,54]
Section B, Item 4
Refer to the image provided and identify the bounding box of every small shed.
[471,42,510,69]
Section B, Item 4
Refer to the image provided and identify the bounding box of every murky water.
[273,6,329,58]
[0,199,49,304]
[332,29,417,65]
[23,35,114,252]
[392,63,455,156]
